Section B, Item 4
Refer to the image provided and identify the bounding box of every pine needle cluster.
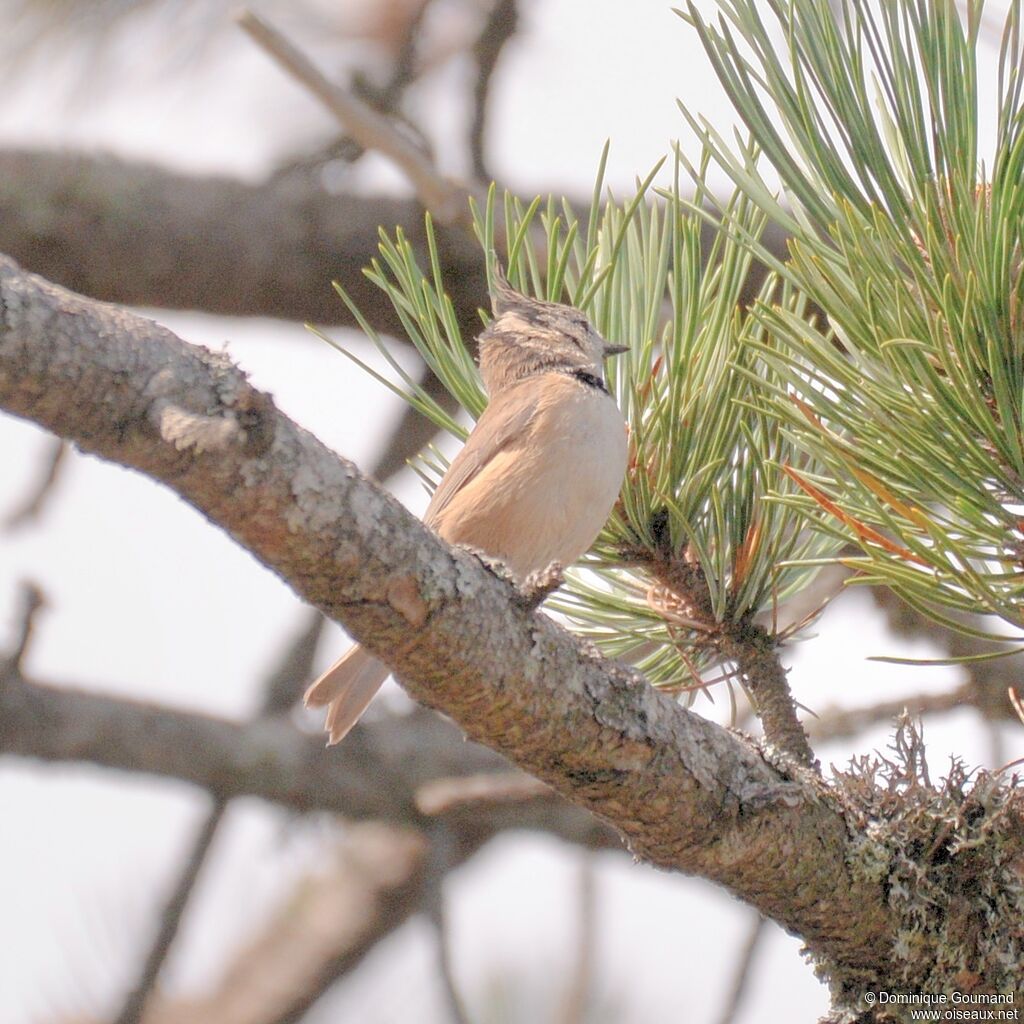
[325,0,1024,691]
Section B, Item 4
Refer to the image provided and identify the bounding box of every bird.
[304,266,630,744]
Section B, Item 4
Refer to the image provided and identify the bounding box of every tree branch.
[725,625,815,767]
[415,771,551,815]
[376,0,434,111]
[0,670,615,849]
[870,584,1022,723]
[3,437,66,530]
[114,794,228,1024]
[0,253,897,976]
[556,855,596,1024]
[470,0,518,181]
[3,580,45,672]
[1,631,607,1021]
[143,823,432,1024]
[236,9,471,227]
[649,566,816,766]
[422,827,472,1024]
[807,685,972,744]
[0,149,793,330]
[0,149,487,329]
[110,611,327,1024]
[714,914,766,1024]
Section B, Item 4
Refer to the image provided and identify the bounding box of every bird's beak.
[603,343,629,357]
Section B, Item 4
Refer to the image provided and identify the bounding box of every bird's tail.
[304,644,391,745]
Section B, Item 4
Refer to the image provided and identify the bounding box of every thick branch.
[0,149,486,329]
[0,254,896,975]
[0,149,791,328]
[0,670,613,848]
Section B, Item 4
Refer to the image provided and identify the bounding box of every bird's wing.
[424,380,539,527]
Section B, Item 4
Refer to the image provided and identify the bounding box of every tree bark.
[0,149,486,330]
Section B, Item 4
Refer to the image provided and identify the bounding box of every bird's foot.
[467,549,519,585]
[515,561,565,610]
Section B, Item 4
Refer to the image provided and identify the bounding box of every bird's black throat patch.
[568,369,608,394]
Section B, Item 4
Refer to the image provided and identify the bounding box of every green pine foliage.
[318,152,836,696]
[322,0,1024,688]
[682,0,1024,646]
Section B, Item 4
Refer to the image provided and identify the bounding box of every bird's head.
[478,265,627,392]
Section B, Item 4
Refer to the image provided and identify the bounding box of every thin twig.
[273,1,437,183]
[869,584,1020,722]
[807,684,971,744]
[470,0,519,181]
[1010,687,1024,728]
[415,770,551,815]
[424,827,472,1024]
[111,796,227,1024]
[378,0,435,110]
[714,914,767,1024]
[236,8,470,225]
[3,581,45,674]
[139,824,432,1024]
[557,855,596,1024]
[258,609,327,716]
[109,610,327,1023]
[434,898,471,1024]
[4,438,67,530]
[986,715,1006,773]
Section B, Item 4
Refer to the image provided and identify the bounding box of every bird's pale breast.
[432,373,627,581]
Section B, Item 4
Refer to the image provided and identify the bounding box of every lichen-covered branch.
[0,252,916,981]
